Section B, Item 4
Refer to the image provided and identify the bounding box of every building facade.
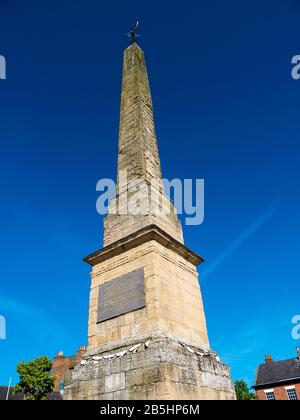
[52,346,86,393]
[253,349,300,400]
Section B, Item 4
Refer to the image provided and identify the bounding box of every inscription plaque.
[98,268,145,322]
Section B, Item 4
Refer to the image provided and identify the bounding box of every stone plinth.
[64,335,236,400]
[84,226,209,351]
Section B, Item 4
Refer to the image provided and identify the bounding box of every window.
[265,390,275,400]
[286,387,298,401]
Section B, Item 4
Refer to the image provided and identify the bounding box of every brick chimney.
[265,354,273,363]
[297,347,300,360]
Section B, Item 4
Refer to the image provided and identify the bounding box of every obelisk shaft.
[117,43,162,186]
[104,43,183,246]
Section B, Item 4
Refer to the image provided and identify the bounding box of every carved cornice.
[84,224,204,267]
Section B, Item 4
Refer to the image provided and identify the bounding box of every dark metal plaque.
[98,268,145,323]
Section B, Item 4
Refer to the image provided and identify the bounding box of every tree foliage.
[235,379,256,400]
[14,356,54,400]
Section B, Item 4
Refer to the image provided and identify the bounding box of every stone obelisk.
[64,41,236,400]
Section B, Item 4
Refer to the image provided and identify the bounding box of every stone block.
[105,372,126,393]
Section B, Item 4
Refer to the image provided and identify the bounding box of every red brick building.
[253,348,300,400]
[52,346,86,393]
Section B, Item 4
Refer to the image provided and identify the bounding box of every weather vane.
[127,20,140,44]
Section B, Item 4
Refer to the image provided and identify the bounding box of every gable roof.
[0,386,62,400]
[0,386,24,400]
[253,358,300,388]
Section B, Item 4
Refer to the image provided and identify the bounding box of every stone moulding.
[84,224,204,268]
[78,337,219,366]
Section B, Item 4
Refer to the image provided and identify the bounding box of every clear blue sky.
[0,0,299,387]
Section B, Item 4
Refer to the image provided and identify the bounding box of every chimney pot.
[76,345,87,356]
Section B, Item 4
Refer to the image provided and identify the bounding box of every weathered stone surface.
[103,43,183,246]
[64,335,236,400]
[105,373,126,393]
[65,42,236,400]
[87,240,209,350]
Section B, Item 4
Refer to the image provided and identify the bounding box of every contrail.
[201,202,279,280]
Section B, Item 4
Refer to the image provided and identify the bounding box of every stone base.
[64,334,236,400]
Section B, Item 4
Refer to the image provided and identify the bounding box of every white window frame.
[285,386,298,400]
[264,389,275,400]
